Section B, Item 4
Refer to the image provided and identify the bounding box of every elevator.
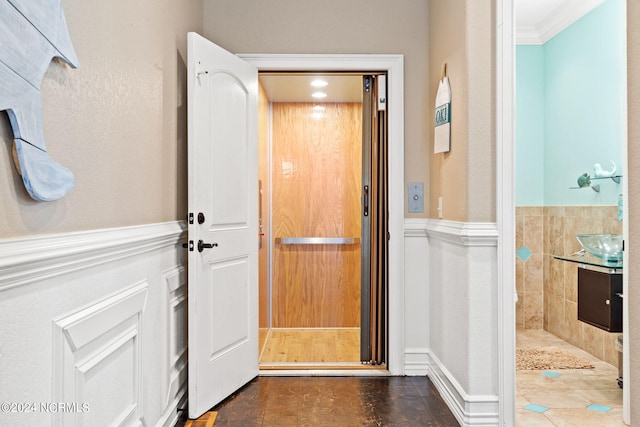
[257,73,388,369]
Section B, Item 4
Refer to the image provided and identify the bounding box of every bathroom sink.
[576,234,623,261]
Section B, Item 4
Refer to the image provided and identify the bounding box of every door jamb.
[239,54,405,375]
[496,0,516,424]
[498,1,630,425]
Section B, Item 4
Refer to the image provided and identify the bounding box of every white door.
[187,32,258,419]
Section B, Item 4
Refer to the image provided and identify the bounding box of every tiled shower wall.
[516,206,622,366]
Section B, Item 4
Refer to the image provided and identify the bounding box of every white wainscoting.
[428,350,500,427]
[52,281,149,426]
[159,267,188,427]
[0,218,501,426]
[0,222,187,427]
[404,219,430,375]
[425,219,500,427]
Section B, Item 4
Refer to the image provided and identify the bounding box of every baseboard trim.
[427,351,499,427]
[404,347,429,375]
[0,221,186,292]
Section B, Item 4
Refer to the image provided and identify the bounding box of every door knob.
[198,240,218,252]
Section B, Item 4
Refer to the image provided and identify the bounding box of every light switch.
[408,182,424,213]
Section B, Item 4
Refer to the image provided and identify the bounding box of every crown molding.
[515,27,543,45]
[516,0,605,45]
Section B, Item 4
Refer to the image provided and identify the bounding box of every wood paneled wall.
[271,103,362,327]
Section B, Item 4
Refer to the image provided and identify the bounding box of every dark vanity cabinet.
[577,268,623,332]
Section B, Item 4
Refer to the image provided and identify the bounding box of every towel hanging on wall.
[434,63,451,153]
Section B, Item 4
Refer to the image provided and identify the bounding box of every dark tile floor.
[177,376,459,426]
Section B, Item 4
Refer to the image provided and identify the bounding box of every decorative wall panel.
[52,282,148,426]
[161,266,188,423]
[0,222,186,427]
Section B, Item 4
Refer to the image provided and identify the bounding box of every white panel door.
[187,32,258,419]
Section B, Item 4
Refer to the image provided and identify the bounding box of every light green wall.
[516,46,544,206]
[516,0,625,206]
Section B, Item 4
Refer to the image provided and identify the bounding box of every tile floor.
[517,329,625,426]
[177,376,459,426]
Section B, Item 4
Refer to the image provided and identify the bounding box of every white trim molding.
[0,221,186,292]
[428,351,500,427]
[404,218,428,238]
[404,218,430,375]
[426,220,499,247]
[425,220,500,426]
[516,0,605,45]
[240,53,406,375]
[0,222,187,427]
[404,347,430,376]
[159,266,188,427]
[52,282,149,427]
[499,0,517,425]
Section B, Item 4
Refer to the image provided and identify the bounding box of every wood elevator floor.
[259,328,379,370]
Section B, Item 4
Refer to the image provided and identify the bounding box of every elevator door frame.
[242,54,405,375]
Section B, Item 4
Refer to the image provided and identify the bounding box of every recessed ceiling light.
[311,79,328,87]
[312,92,327,99]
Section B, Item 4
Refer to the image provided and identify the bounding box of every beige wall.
[627,0,639,423]
[428,0,495,222]
[428,0,468,221]
[0,0,203,237]
[203,0,430,218]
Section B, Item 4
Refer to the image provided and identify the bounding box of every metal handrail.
[275,237,360,245]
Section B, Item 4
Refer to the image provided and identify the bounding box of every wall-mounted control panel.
[408,182,424,213]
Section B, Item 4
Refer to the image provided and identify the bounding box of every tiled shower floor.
[517,329,625,426]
